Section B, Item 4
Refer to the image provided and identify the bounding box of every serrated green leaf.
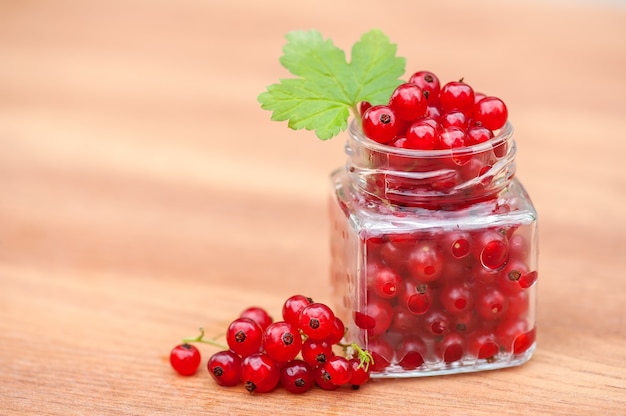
[350,29,406,105]
[258,29,406,140]
[258,78,349,140]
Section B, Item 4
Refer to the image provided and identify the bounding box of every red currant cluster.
[169,295,373,394]
[360,70,508,149]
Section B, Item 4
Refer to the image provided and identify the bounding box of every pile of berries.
[360,70,508,149]
[169,295,373,394]
[348,228,537,373]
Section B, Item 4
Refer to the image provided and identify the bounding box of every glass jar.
[329,120,538,377]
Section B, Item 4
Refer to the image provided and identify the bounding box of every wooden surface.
[1,1,625,414]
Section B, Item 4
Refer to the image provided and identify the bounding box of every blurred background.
[1,0,625,311]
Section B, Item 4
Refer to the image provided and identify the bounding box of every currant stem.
[338,342,374,371]
[182,328,228,350]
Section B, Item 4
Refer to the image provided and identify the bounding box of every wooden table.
[1,1,625,414]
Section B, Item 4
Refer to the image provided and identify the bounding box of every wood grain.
[1,0,625,414]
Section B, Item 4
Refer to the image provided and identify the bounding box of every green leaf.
[258,29,406,140]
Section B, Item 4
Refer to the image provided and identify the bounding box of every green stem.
[182,328,228,350]
[338,341,374,371]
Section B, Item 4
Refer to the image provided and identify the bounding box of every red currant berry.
[513,327,536,355]
[280,359,314,394]
[497,260,534,295]
[399,281,432,315]
[355,296,393,337]
[282,294,312,327]
[439,80,475,116]
[239,306,273,331]
[476,286,508,321]
[440,281,473,315]
[426,105,442,121]
[438,126,466,150]
[366,337,394,372]
[518,271,538,289]
[407,240,444,282]
[493,138,509,158]
[169,343,201,376]
[207,350,242,386]
[368,266,402,299]
[496,319,535,354]
[408,70,441,103]
[389,83,427,121]
[301,338,333,367]
[420,116,442,132]
[441,110,469,130]
[390,305,421,333]
[466,125,494,146]
[348,357,371,386]
[323,355,353,386]
[474,91,487,104]
[504,290,531,321]
[452,310,478,334]
[422,309,451,336]
[361,105,400,144]
[508,233,530,261]
[404,120,440,150]
[263,321,302,363]
[396,336,427,370]
[241,353,280,393]
[467,330,499,360]
[443,230,472,260]
[474,96,508,130]
[438,332,465,363]
[226,318,263,358]
[299,302,336,340]
[324,316,346,345]
[313,365,338,390]
[475,229,510,271]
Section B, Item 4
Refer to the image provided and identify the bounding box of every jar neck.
[345,121,517,210]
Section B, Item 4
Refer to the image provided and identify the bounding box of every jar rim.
[348,120,514,158]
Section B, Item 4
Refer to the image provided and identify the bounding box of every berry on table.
[313,365,339,391]
[169,343,201,376]
[207,350,242,386]
[241,353,281,393]
[280,360,314,394]
[348,357,371,387]
[298,302,336,340]
[226,317,263,358]
[301,338,333,367]
[323,355,353,386]
[282,294,313,327]
[324,316,346,344]
[263,321,302,363]
[239,306,273,331]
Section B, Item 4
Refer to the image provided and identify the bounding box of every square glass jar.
[329,121,538,377]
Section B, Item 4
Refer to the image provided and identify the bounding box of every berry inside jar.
[330,70,538,377]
